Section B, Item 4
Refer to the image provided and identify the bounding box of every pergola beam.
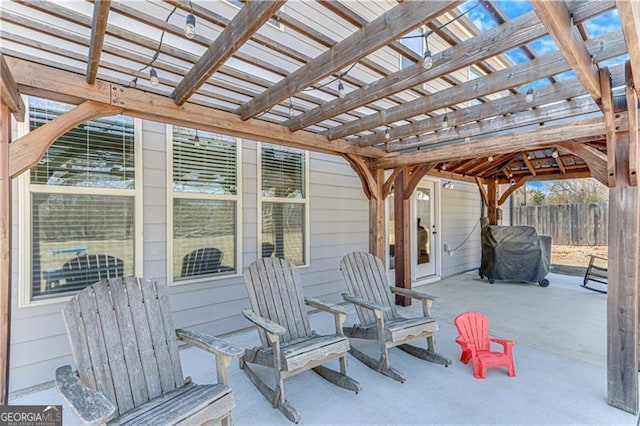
[616,0,640,94]
[329,31,625,141]
[531,0,601,101]
[522,153,537,176]
[0,54,25,122]
[86,0,111,85]
[9,100,123,178]
[236,0,461,120]
[0,100,11,404]
[627,61,639,186]
[5,57,389,160]
[172,0,286,106]
[600,67,617,187]
[376,116,620,169]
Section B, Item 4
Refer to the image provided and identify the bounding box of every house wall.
[439,180,483,278]
[8,119,487,394]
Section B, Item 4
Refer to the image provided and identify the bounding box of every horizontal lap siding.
[440,181,482,278]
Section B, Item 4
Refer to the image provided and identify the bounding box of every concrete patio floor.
[10,271,636,425]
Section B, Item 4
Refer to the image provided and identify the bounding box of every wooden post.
[487,179,498,225]
[607,132,639,414]
[393,169,411,306]
[369,168,385,259]
[0,101,12,404]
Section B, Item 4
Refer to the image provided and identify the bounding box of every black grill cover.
[480,224,551,283]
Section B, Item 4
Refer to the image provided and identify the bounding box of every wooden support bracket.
[403,163,435,200]
[475,177,489,207]
[343,154,378,200]
[557,141,609,186]
[9,100,123,178]
[0,54,25,122]
[498,177,531,206]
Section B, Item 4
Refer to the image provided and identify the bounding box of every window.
[24,97,138,303]
[259,144,308,265]
[169,126,240,282]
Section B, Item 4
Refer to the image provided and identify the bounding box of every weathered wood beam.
[487,179,498,225]
[343,154,377,200]
[627,61,639,186]
[557,141,608,186]
[376,116,620,169]
[172,1,286,105]
[601,68,617,187]
[522,153,537,176]
[86,0,111,85]
[616,0,640,94]
[388,95,600,152]
[498,177,531,206]
[6,57,389,159]
[329,31,625,141]
[554,153,567,175]
[478,154,519,178]
[607,132,639,414]
[475,177,489,207]
[236,1,461,120]
[393,170,411,306]
[287,9,542,131]
[360,63,626,148]
[288,1,610,133]
[383,168,402,199]
[0,101,11,404]
[9,101,123,178]
[404,164,435,199]
[0,54,25,122]
[370,168,385,259]
[531,0,601,101]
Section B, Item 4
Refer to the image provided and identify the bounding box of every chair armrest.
[389,287,440,301]
[176,329,244,359]
[490,336,514,348]
[55,365,116,426]
[589,254,608,261]
[341,293,391,314]
[304,297,354,316]
[242,308,286,336]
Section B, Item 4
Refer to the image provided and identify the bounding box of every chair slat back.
[454,312,490,351]
[62,277,184,416]
[243,258,312,346]
[62,254,124,293]
[339,252,397,325]
[181,247,223,277]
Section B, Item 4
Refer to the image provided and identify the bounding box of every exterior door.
[414,182,436,278]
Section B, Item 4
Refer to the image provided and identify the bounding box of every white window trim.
[166,125,243,285]
[257,142,310,268]
[18,97,143,307]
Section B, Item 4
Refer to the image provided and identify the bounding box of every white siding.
[440,180,483,278]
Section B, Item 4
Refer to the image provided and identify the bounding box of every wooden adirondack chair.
[339,252,451,383]
[241,258,362,423]
[454,311,516,379]
[56,277,244,425]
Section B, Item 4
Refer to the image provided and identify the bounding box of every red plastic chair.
[454,312,516,379]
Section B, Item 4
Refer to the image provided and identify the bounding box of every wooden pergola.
[0,0,638,414]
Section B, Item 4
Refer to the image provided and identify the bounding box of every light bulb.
[149,68,159,87]
[338,81,345,99]
[193,135,200,147]
[423,50,433,70]
[184,13,196,39]
[552,150,559,158]
[385,127,390,140]
[442,114,449,128]
[488,155,494,162]
[525,88,534,103]
[441,163,447,171]
[288,101,294,118]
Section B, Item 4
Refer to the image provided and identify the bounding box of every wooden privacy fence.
[512,202,608,246]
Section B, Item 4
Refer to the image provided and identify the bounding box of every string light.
[337,76,345,99]
[423,33,433,70]
[442,107,449,128]
[288,98,294,118]
[385,127,391,140]
[193,129,200,147]
[552,150,559,158]
[149,68,160,87]
[488,155,494,162]
[525,88,534,103]
[184,13,196,39]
